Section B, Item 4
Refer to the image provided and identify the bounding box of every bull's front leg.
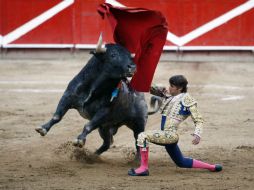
[73,107,110,148]
[35,92,72,136]
[129,118,147,162]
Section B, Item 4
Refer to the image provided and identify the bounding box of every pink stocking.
[192,159,216,171]
[135,147,149,174]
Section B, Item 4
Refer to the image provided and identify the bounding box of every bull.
[35,34,149,156]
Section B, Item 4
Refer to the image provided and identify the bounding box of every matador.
[128,75,223,176]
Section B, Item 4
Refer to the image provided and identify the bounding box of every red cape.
[98,3,168,92]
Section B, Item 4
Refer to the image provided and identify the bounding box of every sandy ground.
[0,53,254,190]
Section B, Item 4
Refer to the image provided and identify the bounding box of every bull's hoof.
[35,126,47,136]
[73,139,85,148]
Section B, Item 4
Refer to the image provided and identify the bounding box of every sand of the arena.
[0,55,253,189]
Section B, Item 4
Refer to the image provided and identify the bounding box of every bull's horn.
[96,33,107,53]
[131,53,135,58]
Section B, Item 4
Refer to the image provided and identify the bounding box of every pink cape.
[98,3,168,92]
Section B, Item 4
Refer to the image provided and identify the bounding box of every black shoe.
[128,168,149,176]
[214,164,223,172]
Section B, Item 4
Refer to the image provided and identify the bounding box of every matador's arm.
[182,94,204,137]
[189,104,204,137]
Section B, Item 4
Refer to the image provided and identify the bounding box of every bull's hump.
[67,57,103,90]
[79,58,102,79]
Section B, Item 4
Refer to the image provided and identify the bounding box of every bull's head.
[94,34,136,78]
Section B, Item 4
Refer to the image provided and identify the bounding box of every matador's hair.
[169,75,188,93]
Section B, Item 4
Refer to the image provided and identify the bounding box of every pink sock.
[135,147,149,174]
[192,159,216,171]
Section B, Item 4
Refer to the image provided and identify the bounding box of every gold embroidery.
[137,93,204,147]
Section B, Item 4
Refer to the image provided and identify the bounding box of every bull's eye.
[111,53,116,58]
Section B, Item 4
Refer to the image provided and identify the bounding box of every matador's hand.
[150,84,168,97]
[192,134,201,145]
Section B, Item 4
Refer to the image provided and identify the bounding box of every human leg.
[128,146,149,176]
[128,130,179,176]
[165,144,222,172]
[128,132,149,176]
[165,143,193,168]
[192,159,222,172]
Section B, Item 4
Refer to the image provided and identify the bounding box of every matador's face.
[169,84,182,96]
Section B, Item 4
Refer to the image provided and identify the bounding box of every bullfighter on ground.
[128,75,223,176]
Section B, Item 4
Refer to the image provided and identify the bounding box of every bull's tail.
[148,96,163,115]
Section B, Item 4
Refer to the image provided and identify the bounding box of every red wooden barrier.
[1,0,254,50]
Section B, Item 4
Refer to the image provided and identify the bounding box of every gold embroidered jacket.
[160,93,204,137]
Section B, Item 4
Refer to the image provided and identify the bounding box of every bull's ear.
[90,50,105,61]
[90,50,96,55]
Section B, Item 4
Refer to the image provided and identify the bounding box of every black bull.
[35,42,152,155]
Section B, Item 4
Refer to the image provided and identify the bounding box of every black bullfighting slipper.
[128,168,149,176]
[213,164,223,172]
